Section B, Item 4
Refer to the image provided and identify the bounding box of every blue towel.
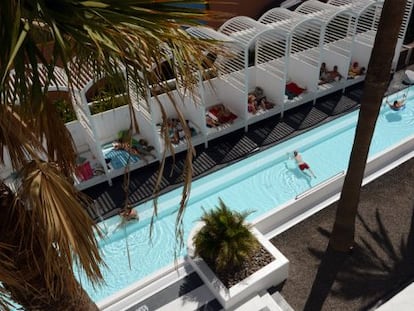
[104,149,140,169]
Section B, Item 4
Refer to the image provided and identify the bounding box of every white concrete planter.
[187,222,289,310]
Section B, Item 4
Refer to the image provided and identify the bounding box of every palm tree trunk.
[0,182,99,311]
[6,280,99,311]
[329,0,408,252]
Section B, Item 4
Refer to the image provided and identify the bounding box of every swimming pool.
[76,87,414,302]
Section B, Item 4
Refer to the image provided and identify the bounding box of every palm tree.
[193,199,259,273]
[0,1,226,309]
[329,0,408,252]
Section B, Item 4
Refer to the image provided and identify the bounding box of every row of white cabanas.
[1,0,413,190]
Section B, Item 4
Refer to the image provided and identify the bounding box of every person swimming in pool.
[293,150,316,178]
[385,94,407,111]
[120,205,138,221]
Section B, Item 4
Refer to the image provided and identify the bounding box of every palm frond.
[0,1,230,305]
[17,161,103,289]
[194,199,259,272]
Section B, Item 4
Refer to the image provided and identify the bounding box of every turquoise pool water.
[77,87,414,302]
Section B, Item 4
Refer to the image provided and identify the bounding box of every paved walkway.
[270,156,414,310]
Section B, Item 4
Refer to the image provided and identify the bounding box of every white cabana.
[259,8,323,111]
[217,17,281,129]
[127,51,206,157]
[69,62,114,188]
[146,90,205,155]
[295,0,358,95]
[186,26,246,141]
[329,0,414,71]
[217,17,289,126]
[0,64,110,190]
[327,0,383,72]
[70,61,159,187]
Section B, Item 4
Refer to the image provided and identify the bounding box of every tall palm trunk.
[329,0,408,252]
[0,182,98,311]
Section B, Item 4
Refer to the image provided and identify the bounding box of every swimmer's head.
[293,150,298,156]
[393,100,398,105]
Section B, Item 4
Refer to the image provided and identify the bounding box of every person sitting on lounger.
[215,104,235,123]
[319,65,342,84]
[385,94,407,111]
[348,62,366,78]
[320,62,328,80]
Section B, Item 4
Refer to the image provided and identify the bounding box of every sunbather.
[112,140,156,161]
[248,93,266,114]
[319,65,342,84]
[348,62,366,78]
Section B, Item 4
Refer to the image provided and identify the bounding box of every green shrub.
[193,199,259,273]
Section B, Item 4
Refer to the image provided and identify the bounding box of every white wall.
[288,57,318,92]
[211,77,246,118]
[255,66,285,106]
[92,105,132,145]
[150,90,204,128]
[351,41,373,69]
[66,121,90,153]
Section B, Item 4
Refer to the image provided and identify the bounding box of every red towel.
[286,82,305,95]
[209,105,237,123]
[76,161,94,181]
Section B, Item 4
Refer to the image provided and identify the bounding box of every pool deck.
[91,66,414,310]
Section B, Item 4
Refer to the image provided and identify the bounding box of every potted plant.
[187,199,289,310]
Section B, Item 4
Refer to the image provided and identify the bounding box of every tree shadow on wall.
[303,207,414,311]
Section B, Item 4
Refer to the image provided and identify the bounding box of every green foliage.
[54,99,77,123]
[193,199,259,273]
[89,94,128,115]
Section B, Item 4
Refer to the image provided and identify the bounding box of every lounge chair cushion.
[209,104,237,123]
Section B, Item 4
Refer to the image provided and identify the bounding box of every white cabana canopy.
[296,0,357,83]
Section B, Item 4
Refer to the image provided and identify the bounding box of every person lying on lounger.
[206,115,220,128]
[214,104,236,123]
[385,94,407,111]
[248,94,266,114]
[112,140,156,161]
